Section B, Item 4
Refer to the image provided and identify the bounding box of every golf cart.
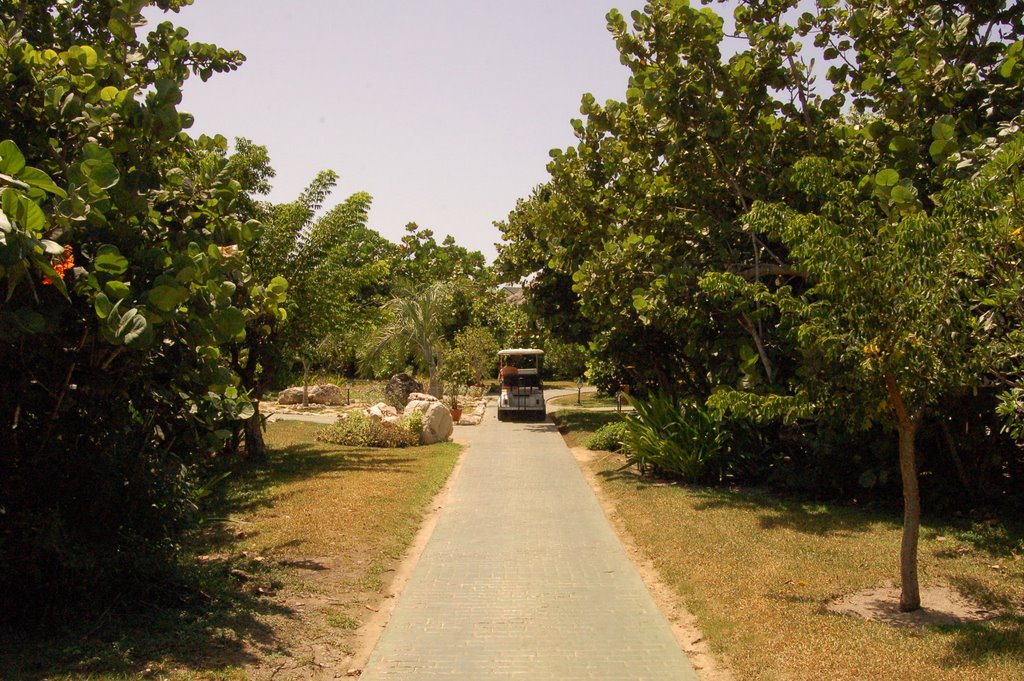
[496,348,545,422]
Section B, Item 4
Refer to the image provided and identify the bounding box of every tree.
[254,175,396,400]
[499,0,1024,613]
[496,0,828,398]
[452,326,499,386]
[364,282,451,397]
[717,142,1017,610]
[0,0,290,615]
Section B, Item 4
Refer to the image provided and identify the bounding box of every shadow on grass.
[0,421,421,680]
[213,425,420,519]
[551,410,626,434]
[0,556,294,680]
[691,486,887,537]
[940,614,1024,666]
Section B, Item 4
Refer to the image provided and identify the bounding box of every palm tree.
[363,282,450,397]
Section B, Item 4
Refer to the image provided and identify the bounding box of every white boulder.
[277,383,346,405]
[366,401,399,421]
[403,398,453,444]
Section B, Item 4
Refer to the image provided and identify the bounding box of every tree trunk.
[939,420,973,497]
[886,373,922,612]
[244,399,268,461]
[896,418,921,611]
[302,358,309,406]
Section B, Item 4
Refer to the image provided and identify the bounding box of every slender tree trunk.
[244,399,268,461]
[886,373,922,612]
[302,358,309,406]
[896,419,921,611]
[939,420,973,497]
[424,345,442,398]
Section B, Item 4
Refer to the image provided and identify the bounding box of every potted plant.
[440,345,472,423]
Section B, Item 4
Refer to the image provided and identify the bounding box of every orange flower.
[42,245,74,285]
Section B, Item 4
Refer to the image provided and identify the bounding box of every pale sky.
[151,0,656,261]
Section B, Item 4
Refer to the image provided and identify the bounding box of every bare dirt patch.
[828,583,1001,627]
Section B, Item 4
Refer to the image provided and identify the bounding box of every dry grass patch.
[589,455,1024,681]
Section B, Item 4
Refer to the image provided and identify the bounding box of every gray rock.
[277,386,306,405]
[384,373,423,409]
[367,402,399,420]
[277,383,345,405]
[309,383,345,405]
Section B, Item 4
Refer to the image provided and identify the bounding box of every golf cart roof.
[498,348,544,356]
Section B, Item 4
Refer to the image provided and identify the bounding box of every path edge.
[565,439,735,681]
[347,437,470,675]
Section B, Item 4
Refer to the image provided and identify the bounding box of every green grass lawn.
[549,392,621,409]
[551,409,625,448]
[0,421,461,680]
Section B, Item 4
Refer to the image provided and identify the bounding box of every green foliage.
[316,411,422,449]
[621,393,726,482]
[362,282,452,396]
[256,179,397,385]
[451,326,499,386]
[586,420,629,452]
[0,1,289,619]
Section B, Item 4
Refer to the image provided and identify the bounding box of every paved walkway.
[359,401,698,680]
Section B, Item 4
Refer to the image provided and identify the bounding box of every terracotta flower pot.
[450,407,463,422]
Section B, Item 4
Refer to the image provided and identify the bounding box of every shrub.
[405,410,424,445]
[586,421,629,452]
[316,411,420,448]
[622,393,726,482]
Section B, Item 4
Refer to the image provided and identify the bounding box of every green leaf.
[890,184,917,204]
[148,284,188,312]
[104,280,130,300]
[929,138,957,162]
[116,307,148,345]
[81,159,120,190]
[94,291,114,319]
[94,244,129,275]
[13,307,45,334]
[107,13,135,42]
[874,168,899,187]
[82,143,113,164]
[20,198,46,233]
[888,136,914,153]
[210,307,246,343]
[268,275,288,294]
[0,140,26,176]
[931,121,955,141]
[18,167,67,198]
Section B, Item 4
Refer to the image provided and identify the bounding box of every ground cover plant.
[316,410,424,448]
[550,409,625,449]
[0,420,461,680]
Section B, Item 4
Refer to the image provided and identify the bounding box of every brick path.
[358,403,698,680]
